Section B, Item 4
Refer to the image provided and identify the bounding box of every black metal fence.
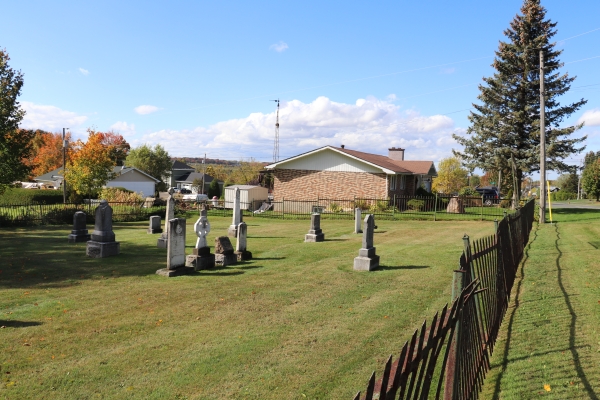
[354,199,535,399]
[0,200,166,227]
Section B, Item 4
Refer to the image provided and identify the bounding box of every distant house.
[167,160,222,194]
[34,166,160,197]
[168,160,195,188]
[264,146,437,200]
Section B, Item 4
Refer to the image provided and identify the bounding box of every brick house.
[264,146,437,200]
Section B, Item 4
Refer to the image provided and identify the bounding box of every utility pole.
[62,128,69,203]
[271,99,280,163]
[539,50,546,224]
[202,153,206,195]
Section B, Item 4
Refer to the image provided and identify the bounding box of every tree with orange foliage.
[25,130,72,178]
[101,131,130,166]
[65,129,128,197]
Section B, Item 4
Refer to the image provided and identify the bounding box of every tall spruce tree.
[453,0,587,190]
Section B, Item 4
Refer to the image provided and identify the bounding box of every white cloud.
[20,101,88,132]
[79,68,90,76]
[269,41,289,53]
[578,108,600,127]
[134,105,161,115]
[110,121,136,136]
[136,96,461,162]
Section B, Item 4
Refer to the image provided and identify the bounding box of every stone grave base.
[155,266,195,277]
[305,233,325,242]
[68,233,91,243]
[227,225,238,238]
[235,250,252,261]
[147,227,163,234]
[186,254,215,270]
[215,253,237,266]
[157,237,168,248]
[353,255,380,271]
[87,241,120,258]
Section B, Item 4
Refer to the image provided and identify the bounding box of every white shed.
[224,185,269,210]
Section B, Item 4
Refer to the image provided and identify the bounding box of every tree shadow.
[195,270,245,277]
[0,320,43,328]
[248,236,284,239]
[377,265,430,271]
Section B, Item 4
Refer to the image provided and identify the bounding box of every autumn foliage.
[25,130,72,179]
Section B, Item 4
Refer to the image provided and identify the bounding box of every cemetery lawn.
[0,217,495,399]
[481,208,600,398]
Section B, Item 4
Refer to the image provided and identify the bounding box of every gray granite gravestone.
[227,187,242,237]
[234,222,252,261]
[156,218,193,277]
[214,236,237,266]
[86,200,120,258]
[68,211,91,243]
[354,208,362,234]
[157,191,175,248]
[147,215,162,234]
[353,214,380,271]
[305,213,325,242]
[186,208,215,270]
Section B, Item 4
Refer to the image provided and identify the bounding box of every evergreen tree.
[0,49,34,193]
[453,0,587,190]
[207,179,221,199]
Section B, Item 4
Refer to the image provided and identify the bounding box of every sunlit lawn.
[1,216,496,399]
[481,208,600,398]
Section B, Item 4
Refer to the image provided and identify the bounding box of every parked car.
[180,188,192,194]
[475,186,500,206]
[182,193,209,202]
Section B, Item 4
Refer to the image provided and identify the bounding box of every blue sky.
[3,0,600,177]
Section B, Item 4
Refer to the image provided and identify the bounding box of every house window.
[390,175,397,190]
[399,175,406,190]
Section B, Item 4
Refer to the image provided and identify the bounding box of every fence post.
[481,195,484,221]
[282,198,285,220]
[434,193,438,221]
[494,219,499,234]
[393,194,396,218]
[445,267,466,400]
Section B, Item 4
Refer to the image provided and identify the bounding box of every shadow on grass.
[251,257,285,261]
[0,320,43,328]
[377,265,430,270]
[248,236,285,239]
[233,265,263,270]
[553,223,598,399]
[491,223,539,399]
[324,238,349,242]
[196,270,244,276]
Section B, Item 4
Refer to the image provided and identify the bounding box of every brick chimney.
[388,147,404,161]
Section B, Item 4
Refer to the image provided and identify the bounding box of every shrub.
[407,199,425,211]
[353,199,370,210]
[0,188,64,205]
[207,179,221,199]
[458,186,478,196]
[550,191,577,201]
[415,186,433,197]
[328,202,342,213]
[369,199,390,213]
[98,187,143,203]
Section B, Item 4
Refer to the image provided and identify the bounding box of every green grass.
[0,216,495,399]
[481,208,600,398]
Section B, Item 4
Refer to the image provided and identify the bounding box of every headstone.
[234,222,252,261]
[147,216,162,234]
[353,214,380,271]
[214,236,237,266]
[86,200,120,258]
[157,192,175,248]
[305,213,325,242]
[446,197,465,214]
[354,208,362,234]
[185,208,215,270]
[227,187,242,237]
[156,218,194,277]
[68,211,91,243]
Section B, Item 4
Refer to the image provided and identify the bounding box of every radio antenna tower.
[271,99,280,162]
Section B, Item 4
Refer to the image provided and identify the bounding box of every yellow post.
[547,181,553,224]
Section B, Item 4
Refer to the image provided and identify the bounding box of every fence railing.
[354,199,535,399]
[0,201,166,227]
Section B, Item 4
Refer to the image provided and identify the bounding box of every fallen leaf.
[544,384,551,392]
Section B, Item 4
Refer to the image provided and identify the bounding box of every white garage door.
[106,182,155,197]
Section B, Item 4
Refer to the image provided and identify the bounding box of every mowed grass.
[0,216,495,399]
[481,208,600,399]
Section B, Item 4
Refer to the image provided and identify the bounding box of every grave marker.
[353,214,380,271]
[86,200,120,258]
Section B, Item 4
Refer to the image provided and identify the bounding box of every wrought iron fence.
[354,200,535,399]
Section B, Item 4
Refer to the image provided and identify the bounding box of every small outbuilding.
[224,185,269,210]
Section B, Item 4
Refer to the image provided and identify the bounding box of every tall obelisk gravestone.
[227,187,242,237]
[157,190,175,248]
[353,214,379,271]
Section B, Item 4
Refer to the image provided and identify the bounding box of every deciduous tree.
[0,49,33,193]
[27,130,72,178]
[125,144,171,183]
[582,159,600,201]
[432,157,468,194]
[454,0,586,191]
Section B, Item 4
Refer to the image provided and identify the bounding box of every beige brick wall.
[273,169,389,200]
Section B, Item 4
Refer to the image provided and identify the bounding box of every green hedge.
[0,188,64,205]
[550,191,577,201]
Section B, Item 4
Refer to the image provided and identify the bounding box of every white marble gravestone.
[156,218,193,277]
[186,208,215,270]
[227,187,242,237]
[234,221,252,261]
[157,191,175,248]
